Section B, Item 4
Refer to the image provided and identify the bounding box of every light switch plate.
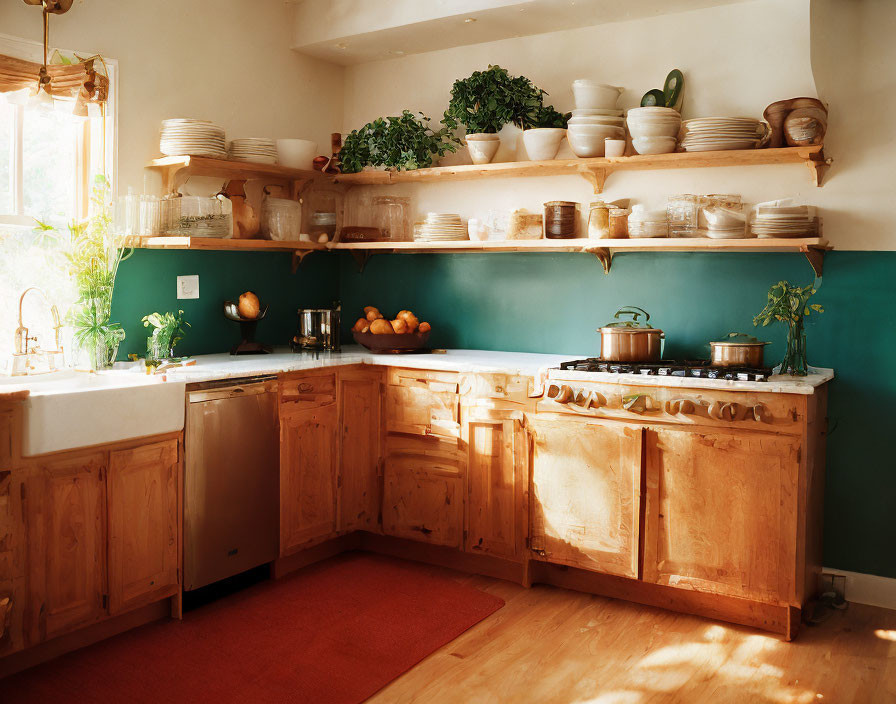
[177,275,199,300]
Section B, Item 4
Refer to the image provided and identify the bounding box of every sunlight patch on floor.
[874,628,896,641]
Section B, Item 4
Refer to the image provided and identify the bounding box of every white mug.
[605,139,626,158]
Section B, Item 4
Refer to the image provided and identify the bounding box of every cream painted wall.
[341,0,894,251]
[0,0,344,194]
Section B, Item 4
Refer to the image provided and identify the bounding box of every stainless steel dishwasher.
[184,375,279,590]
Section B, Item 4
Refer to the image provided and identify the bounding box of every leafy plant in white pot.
[443,65,568,165]
[520,104,570,161]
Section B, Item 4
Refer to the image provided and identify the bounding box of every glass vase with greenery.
[339,110,459,173]
[39,176,131,370]
[753,280,824,376]
[142,310,190,362]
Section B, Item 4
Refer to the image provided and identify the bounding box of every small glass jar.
[544,201,578,239]
[608,208,630,238]
[667,194,699,237]
[310,212,337,242]
[587,201,611,239]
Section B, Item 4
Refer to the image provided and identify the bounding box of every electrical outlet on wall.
[177,275,199,300]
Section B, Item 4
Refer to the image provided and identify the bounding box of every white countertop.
[164,346,577,383]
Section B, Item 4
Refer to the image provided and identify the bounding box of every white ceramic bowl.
[568,123,625,138]
[464,133,500,165]
[571,108,624,117]
[572,80,624,110]
[521,128,567,161]
[627,107,681,119]
[567,125,625,157]
[568,115,626,127]
[276,139,318,170]
[631,136,678,155]
[627,119,681,138]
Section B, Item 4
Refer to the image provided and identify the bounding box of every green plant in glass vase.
[42,176,132,370]
[340,110,458,173]
[753,280,824,376]
[142,310,190,363]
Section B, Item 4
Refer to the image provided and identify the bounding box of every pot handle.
[613,306,651,324]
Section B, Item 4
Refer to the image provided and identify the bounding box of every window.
[0,34,116,364]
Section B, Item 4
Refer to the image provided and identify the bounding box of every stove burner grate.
[558,358,774,382]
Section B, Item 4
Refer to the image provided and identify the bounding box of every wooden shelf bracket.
[578,165,610,194]
[290,249,317,273]
[800,245,826,278]
[590,247,612,274]
[351,250,372,274]
[805,150,832,187]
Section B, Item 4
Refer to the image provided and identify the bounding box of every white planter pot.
[521,128,567,161]
[464,133,500,165]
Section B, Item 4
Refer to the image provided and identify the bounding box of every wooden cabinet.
[382,446,463,548]
[337,369,382,533]
[529,416,642,578]
[385,369,460,438]
[642,426,800,604]
[20,453,107,644]
[463,404,529,562]
[280,401,338,554]
[108,440,179,615]
[0,469,24,656]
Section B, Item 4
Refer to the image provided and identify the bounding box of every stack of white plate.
[228,138,278,164]
[751,203,817,238]
[159,119,226,159]
[415,213,468,242]
[680,117,766,152]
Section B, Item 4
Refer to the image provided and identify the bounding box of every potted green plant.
[339,110,458,173]
[753,280,824,376]
[443,65,570,164]
[44,175,131,370]
[143,309,190,361]
[520,104,571,161]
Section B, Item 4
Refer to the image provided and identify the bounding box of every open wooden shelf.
[334,146,830,193]
[147,156,328,194]
[121,235,830,276]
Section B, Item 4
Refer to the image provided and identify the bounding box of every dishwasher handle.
[188,378,278,403]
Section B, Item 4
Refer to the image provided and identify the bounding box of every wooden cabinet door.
[21,453,106,643]
[382,449,463,548]
[464,408,528,561]
[385,370,460,438]
[0,469,25,655]
[280,402,338,554]
[108,440,179,615]
[529,416,642,578]
[338,370,382,533]
[643,427,800,604]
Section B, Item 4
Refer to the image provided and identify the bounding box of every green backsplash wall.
[338,250,896,580]
[111,249,339,358]
[110,248,896,579]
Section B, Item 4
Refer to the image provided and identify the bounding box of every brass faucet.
[14,287,62,355]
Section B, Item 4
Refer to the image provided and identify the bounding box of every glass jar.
[261,196,302,241]
[608,208,630,238]
[586,201,611,239]
[309,212,337,242]
[544,201,578,239]
[371,195,410,241]
[666,194,699,237]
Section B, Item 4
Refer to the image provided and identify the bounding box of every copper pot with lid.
[598,306,664,362]
[709,332,770,368]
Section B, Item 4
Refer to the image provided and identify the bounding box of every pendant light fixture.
[20,0,74,109]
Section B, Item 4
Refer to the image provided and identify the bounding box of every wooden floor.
[369,565,896,704]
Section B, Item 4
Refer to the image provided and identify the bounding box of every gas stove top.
[558,359,774,382]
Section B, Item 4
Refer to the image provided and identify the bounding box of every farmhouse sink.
[0,370,186,456]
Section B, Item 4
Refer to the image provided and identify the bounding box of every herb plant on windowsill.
[143,309,190,362]
[339,110,459,174]
[753,280,824,376]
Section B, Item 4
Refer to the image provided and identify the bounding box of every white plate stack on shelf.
[702,206,748,239]
[414,213,468,242]
[679,117,767,152]
[159,119,227,159]
[751,201,817,238]
[228,138,279,164]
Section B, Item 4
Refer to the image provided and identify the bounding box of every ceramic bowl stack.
[751,202,817,238]
[567,109,625,157]
[159,119,226,158]
[679,117,768,152]
[702,206,748,239]
[228,138,278,164]
[626,107,681,155]
[415,213,468,242]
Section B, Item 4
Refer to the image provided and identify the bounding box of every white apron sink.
[1,370,186,456]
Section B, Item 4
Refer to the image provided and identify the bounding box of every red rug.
[3,552,504,704]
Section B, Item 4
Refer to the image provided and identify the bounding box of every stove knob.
[709,401,741,421]
[574,390,606,408]
[752,403,769,422]
[665,398,696,415]
[547,384,574,404]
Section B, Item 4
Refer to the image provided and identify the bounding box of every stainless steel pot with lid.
[598,306,664,362]
[709,332,770,367]
[293,305,341,351]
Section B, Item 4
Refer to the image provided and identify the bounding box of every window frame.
[0,31,118,225]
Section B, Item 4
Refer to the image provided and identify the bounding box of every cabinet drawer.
[280,372,336,408]
[460,373,531,402]
[386,384,459,437]
[387,368,459,393]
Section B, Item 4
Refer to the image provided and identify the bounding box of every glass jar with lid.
[544,201,579,239]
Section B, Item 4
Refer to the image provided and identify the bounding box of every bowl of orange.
[351,307,432,354]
